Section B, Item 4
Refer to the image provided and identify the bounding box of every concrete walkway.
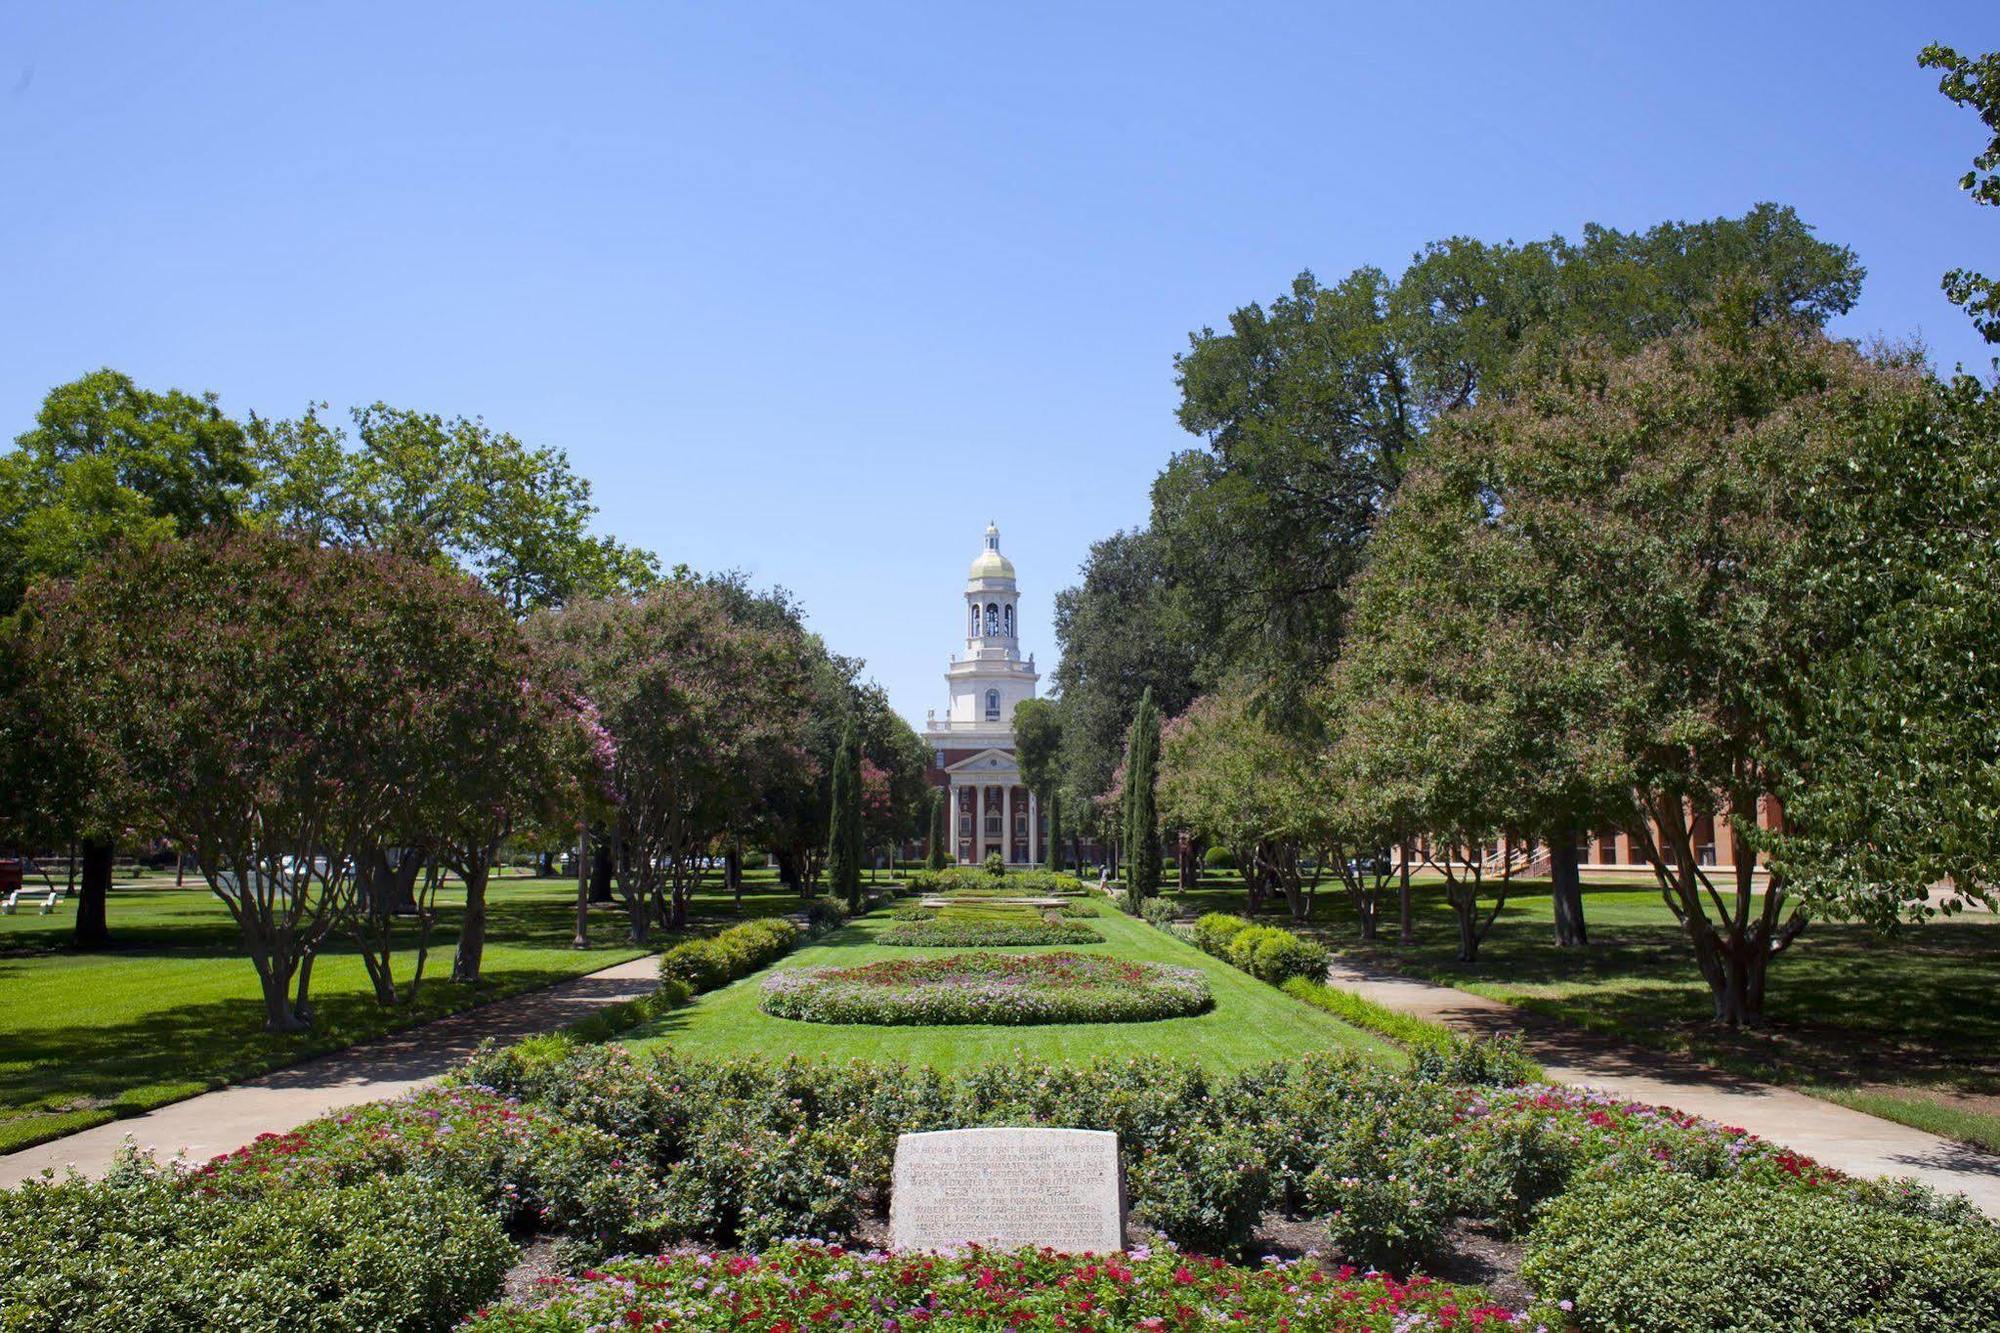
[1325,957,2000,1213]
[0,954,660,1188]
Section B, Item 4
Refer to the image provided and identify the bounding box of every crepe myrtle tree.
[1158,688,1344,927]
[16,531,528,1031]
[0,368,257,947]
[528,581,811,941]
[1393,300,1943,1020]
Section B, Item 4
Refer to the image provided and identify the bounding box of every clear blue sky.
[3,3,1995,727]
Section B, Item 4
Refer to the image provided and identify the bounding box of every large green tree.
[1763,374,2000,926]
[248,402,658,609]
[1921,44,2000,344]
[1371,305,1937,1020]
[1157,206,1863,699]
[1051,529,1201,829]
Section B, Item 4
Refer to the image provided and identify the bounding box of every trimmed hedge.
[1524,1171,2000,1331]
[1187,912,1328,984]
[658,916,800,992]
[902,866,1088,897]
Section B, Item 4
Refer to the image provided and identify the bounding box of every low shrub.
[1191,911,1252,956]
[879,915,1102,947]
[193,1085,671,1251]
[802,895,850,935]
[461,1242,1529,1331]
[1224,923,1328,984]
[759,952,1213,1025]
[658,916,799,993]
[890,903,936,921]
[1139,897,1181,929]
[1203,844,1236,870]
[0,1153,512,1332]
[1127,1125,1272,1255]
[982,850,1006,875]
[1524,1172,2000,1331]
[1189,912,1327,984]
[901,867,1087,897]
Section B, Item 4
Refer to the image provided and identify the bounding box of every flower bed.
[461,1242,1534,1331]
[881,915,1104,947]
[758,951,1211,1025]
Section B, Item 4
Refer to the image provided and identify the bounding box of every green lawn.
[628,901,1400,1071]
[0,871,669,1154]
[1175,873,2000,1151]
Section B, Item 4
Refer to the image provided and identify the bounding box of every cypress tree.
[827,716,864,911]
[1123,689,1162,904]
[926,787,950,870]
[1045,788,1063,872]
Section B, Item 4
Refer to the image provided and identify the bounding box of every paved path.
[1326,958,2000,1213]
[0,954,659,1188]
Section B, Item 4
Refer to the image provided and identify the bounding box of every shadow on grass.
[1284,881,2000,1094]
[0,962,633,1117]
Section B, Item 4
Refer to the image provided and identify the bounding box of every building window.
[969,604,980,636]
[984,688,1000,720]
[984,786,1003,841]
[1003,605,1013,635]
[957,786,976,864]
[985,603,999,636]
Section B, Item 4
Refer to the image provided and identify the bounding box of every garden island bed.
[884,902,1103,947]
[882,916,1103,946]
[759,951,1212,1025]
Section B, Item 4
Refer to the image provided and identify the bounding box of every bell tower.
[924,523,1042,865]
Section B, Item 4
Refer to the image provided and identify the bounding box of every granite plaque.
[890,1127,1124,1252]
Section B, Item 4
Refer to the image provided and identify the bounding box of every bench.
[1,889,62,915]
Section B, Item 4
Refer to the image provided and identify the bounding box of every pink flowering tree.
[528,581,811,941]
[19,531,541,1030]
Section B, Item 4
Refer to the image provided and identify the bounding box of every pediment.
[944,747,1019,774]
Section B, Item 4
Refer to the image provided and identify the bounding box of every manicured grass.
[0,873,678,1154]
[628,905,1400,1071]
[1172,873,2000,1151]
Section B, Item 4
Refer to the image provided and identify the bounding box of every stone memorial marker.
[890,1127,1124,1253]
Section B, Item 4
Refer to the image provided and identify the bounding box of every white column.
[1028,790,1039,867]
[1001,785,1012,863]
[947,779,960,863]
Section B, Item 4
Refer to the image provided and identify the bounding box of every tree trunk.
[1549,832,1588,948]
[1398,847,1414,944]
[175,850,186,888]
[1453,896,1479,963]
[589,837,615,903]
[73,836,113,949]
[727,841,742,904]
[572,823,591,948]
[451,856,491,983]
